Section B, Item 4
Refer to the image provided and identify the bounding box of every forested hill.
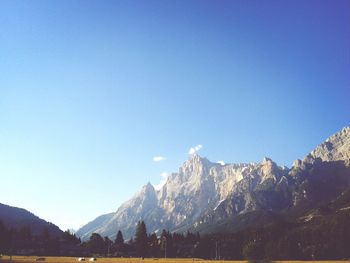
[0,202,63,237]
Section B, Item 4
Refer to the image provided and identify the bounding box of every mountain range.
[76,126,350,241]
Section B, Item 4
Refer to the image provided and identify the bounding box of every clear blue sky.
[0,0,349,231]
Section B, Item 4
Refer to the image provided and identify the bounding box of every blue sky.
[0,0,349,230]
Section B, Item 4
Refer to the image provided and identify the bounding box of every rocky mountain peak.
[187,153,209,165]
[143,182,155,192]
[262,157,273,164]
[135,182,157,202]
[342,126,350,133]
[179,154,212,178]
[260,157,279,170]
[257,157,285,182]
[293,159,302,168]
[76,126,350,241]
[306,126,350,163]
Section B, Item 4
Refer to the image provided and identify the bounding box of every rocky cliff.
[76,127,350,240]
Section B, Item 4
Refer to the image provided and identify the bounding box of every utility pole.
[162,235,167,259]
[165,238,167,259]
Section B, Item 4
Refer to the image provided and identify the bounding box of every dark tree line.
[195,210,350,260]
[1,210,350,260]
[0,220,81,256]
[80,221,200,258]
[80,210,350,260]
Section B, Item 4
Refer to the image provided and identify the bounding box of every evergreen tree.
[160,230,173,258]
[160,229,167,258]
[134,221,148,258]
[113,230,125,256]
[18,226,32,249]
[148,233,159,257]
[115,230,124,246]
[0,220,5,253]
[41,227,50,241]
[62,230,81,245]
[104,236,113,256]
[87,233,105,255]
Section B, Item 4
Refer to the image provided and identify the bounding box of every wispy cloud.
[153,156,166,162]
[153,172,169,190]
[217,160,225,165]
[188,144,203,155]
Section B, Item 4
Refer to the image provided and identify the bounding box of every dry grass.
[0,256,349,263]
[0,256,206,263]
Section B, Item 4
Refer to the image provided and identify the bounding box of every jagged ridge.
[76,126,350,240]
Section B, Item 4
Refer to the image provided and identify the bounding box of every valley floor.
[0,256,349,263]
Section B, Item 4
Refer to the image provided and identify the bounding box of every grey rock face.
[195,158,290,226]
[79,182,165,240]
[77,155,289,240]
[75,213,115,241]
[307,127,350,163]
[289,127,350,207]
[77,127,350,240]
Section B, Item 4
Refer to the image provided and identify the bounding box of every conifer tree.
[115,230,124,246]
[134,221,147,258]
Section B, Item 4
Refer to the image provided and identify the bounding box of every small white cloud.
[188,144,203,155]
[153,156,166,162]
[217,160,225,165]
[160,172,168,178]
[153,172,169,190]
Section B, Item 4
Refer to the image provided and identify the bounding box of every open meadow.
[0,256,350,263]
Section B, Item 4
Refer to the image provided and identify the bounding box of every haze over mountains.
[76,127,350,241]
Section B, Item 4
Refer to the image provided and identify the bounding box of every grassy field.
[0,257,206,263]
[0,256,350,263]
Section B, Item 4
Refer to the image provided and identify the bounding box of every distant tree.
[194,236,213,259]
[37,227,51,254]
[196,232,200,241]
[62,230,81,245]
[8,228,17,255]
[104,236,113,256]
[184,231,200,244]
[160,230,173,258]
[113,230,125,256]
[0,220,6,253]
[18,226,32,248]
[160,230,167,258]
[115,230,124,246]
[41,227,50,242]
[242,240,265,260]
[87,233,105,255]
[134,221,148,258]
[148,233,159,258]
